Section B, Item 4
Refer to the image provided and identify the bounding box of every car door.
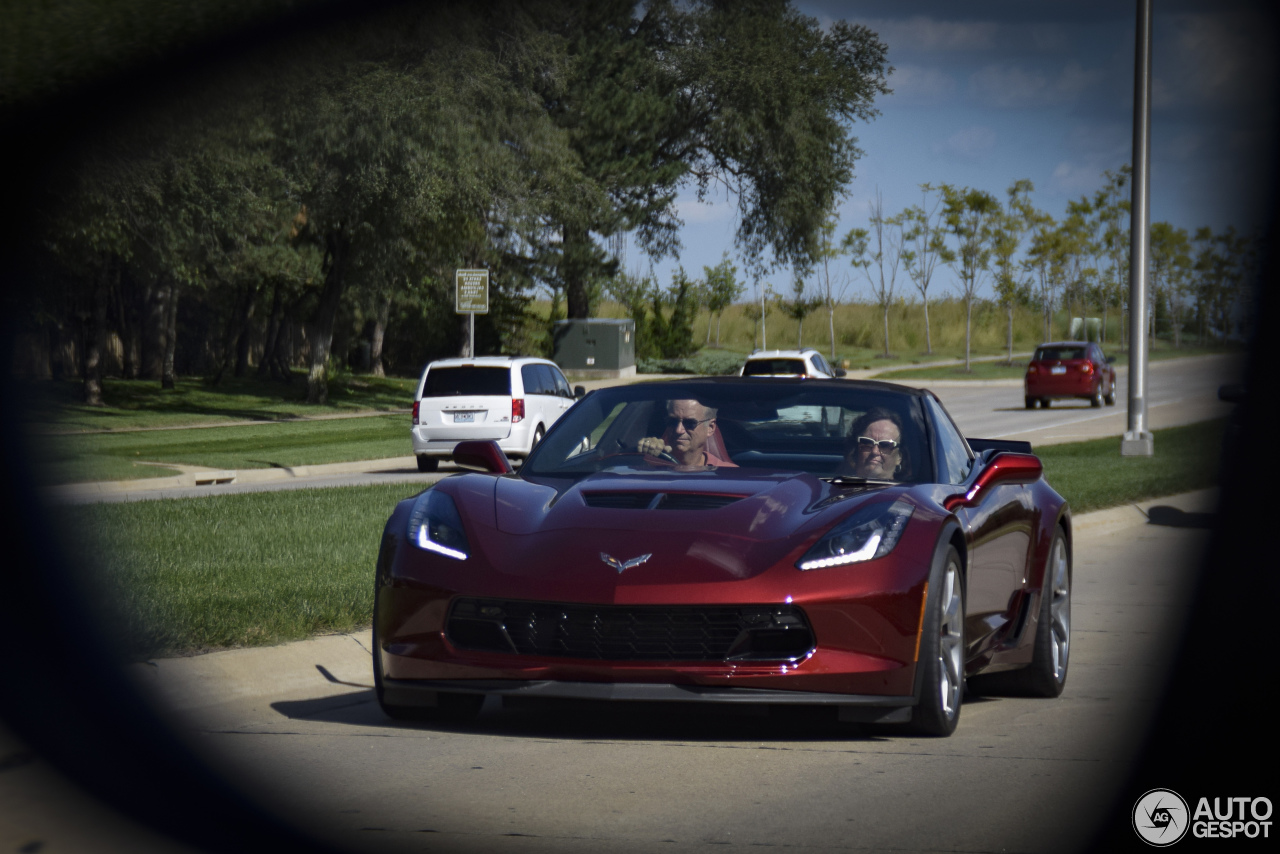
[926,395,1035,656]
[548,365,574,424]
[520,364,552,432]
[1092,344,1115,394]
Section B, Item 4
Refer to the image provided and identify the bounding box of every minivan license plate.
[453,412,476,423]
[1050,366,1066,375]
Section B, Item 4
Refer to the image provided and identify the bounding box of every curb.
[46,456,423,499]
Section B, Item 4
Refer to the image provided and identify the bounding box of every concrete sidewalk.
[127,487,1218,726]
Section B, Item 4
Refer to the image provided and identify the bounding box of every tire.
[1041,398,1051,409]
[1024,396,1036,410]
[1104,389,1116,406]
[374,626,484,722]
[1090,385,1103,407]
[969,528,1071,698]
[416,455,438,473]
[530,424,545,454]
[907,545,966,736]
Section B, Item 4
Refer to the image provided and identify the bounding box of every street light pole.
[1123,0,1155,456]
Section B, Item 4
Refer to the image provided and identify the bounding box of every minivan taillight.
[412,400,420,425]
[1079,362,1094,374]
[512,398,525,422]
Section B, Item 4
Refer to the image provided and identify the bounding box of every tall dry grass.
[539,298,1129,367]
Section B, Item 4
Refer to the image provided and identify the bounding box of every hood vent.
[583,491,745,511]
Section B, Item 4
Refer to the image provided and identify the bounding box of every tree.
[1149,222,1192,348]
[748,280,778,350]
[809,215,851,361]
[843,189,903,358]
[779,274,824,347]
[541,0,891,318]
[941,185,1000,371]
[990,180,1035,362]
[1091,167,1131,346]
[901,184,952,355]
[702,254,743,348]
[1023,210,1063,343]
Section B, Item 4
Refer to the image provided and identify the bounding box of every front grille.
[582,491,745,511]
[447,598,814,662]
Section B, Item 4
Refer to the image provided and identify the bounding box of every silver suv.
[411,356,581,472]
[740,349,845,379]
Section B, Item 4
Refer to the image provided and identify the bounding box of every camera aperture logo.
[1134,790,1274,844]
[1134,789,1190,846]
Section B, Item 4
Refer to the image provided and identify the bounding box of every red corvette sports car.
[374,377,1072,736]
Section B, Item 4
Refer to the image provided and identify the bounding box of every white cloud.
[1050,161,1109,197]
[886,64,958,104]
[932,126,997,160]
[968,60,1104,108]
[862,15,998,52]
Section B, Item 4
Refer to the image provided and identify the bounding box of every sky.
[643,0,1280,303]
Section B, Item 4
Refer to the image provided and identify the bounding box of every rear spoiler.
[966,437,1034,455]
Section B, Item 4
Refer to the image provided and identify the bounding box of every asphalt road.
[48,354,1242,505]
[1,492,1214,853]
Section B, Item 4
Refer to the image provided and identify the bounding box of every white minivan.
[411,356,580,471]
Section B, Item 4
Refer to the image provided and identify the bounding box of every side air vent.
[582,492,745,511]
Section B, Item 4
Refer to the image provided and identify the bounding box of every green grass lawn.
[60,483,420,658]
[19,371,417,433]
[870,341,1241,381]
[60,418,1223,659]
[32,413,412,485]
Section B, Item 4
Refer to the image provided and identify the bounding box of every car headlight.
[406,489,470,560]
[796,498,914,570]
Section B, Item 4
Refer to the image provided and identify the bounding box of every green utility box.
[553,319,637,378]
[1069,317,1102,342]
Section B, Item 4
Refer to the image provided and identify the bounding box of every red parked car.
[374,377,1072,737]
[1024,341,1117,409]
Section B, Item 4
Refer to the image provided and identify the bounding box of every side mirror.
[944,452,1042,511]
[1105,355,1116,364]
[574,385,587,398]
[451,440,514,474]
[833,368,847,378]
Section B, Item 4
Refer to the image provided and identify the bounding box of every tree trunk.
[829,304,837,360]
[233,282,260,378]
[716,313,722,347]
[113,274,141,381]
[922,297,932,354]
[882,301,890,357]
[563,223,592,319]
[162,283,179,389]
[82,268,109,406]
[258,283,285,378]
[1006,304,1014,362]
[142,281,166,380]
[307,231,351,404]
[964,296,972,371]
[370,292,391,377]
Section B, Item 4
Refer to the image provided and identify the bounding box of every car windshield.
[422,366,511,397]
[743,359,807,375]
[523,381,930,482]
[1034,347,1086,361]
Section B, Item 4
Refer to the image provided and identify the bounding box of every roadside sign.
[455,269,490,314]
